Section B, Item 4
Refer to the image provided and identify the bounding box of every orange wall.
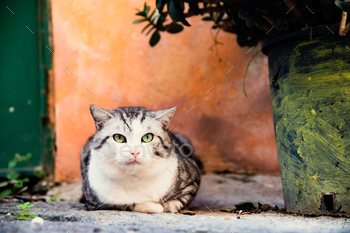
[51,0,279,182]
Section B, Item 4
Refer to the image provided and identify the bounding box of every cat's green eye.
[142,133,153,143]
[113,134,126,143]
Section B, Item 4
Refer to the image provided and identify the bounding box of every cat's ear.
[89,105,113,130]
[154,106,177,127]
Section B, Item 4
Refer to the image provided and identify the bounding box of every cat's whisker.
[115,157,132,162]
[95,160,117,169]
[96,158,121,172]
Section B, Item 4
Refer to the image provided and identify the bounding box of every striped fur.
[80,105,201,213]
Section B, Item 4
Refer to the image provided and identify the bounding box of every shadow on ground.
[46,173,285,208]
[0,174,349,233]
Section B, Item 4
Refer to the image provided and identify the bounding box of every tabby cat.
[80,105,201,213]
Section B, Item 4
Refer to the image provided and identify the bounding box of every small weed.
[0,153,47,198]
[15,202,37,220]
[47,193,61,202]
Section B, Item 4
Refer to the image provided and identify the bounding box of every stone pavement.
[0,174,349,233]
[46,173,285,207]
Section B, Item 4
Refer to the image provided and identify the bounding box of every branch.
[262,15,280,32]
[163,6,226,31]
[183,6,226,18]
[339,0,350,36]
[185,0,245,3]
[340,23,350,37]
[339,11,347,36]
[283,0,305,24]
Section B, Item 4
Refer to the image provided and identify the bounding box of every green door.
[0,0,53,176]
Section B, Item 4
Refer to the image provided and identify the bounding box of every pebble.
[31,217,44,225]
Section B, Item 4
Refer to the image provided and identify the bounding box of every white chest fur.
[88,151,178,205]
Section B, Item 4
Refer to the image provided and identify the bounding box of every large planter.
[262,24,350,216]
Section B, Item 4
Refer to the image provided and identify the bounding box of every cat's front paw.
[134,201,164,214]
[162,200,183,213]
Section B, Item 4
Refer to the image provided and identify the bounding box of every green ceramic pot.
[262,24,350,216]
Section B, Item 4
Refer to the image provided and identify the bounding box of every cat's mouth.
[125,160,141,165]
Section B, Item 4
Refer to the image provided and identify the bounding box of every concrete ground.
[0,174,349,233]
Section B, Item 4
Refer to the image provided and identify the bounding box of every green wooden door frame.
[0,0,54,177]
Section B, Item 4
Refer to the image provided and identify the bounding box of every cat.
[80,105,201,213]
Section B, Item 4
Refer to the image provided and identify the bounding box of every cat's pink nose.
[130,152,140,158]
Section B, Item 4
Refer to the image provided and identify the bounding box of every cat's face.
[89,105,177,176]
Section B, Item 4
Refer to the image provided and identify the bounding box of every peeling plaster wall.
[51,0,279,181]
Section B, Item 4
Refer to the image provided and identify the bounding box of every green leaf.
[145,6,150,16]
[141,23,152,33]
[26,153,32,159]
[22,210,29,215]
[180,18,190,27]
[243,49,261,98]
[14,153,22,161]
[15,215,25,220]
[202,16,214,21]
[149,30,161,47]
[133,19,148,24]
[23,202,30,207]
[136,12,146,17]
[335,0,350,13]
[189,2,200,15]
[48,193,61,202]
[149,9,156,20]
[235,201,259,210]
[156,0,166,12]
[254,15,269,30]
[166,23,183,33]
[9,180,19,184]
[34,169,47,179]
[146,26,156,35]
[156,12,168,28]
[8,158,17,168]
[0,189,12,197]
[21,177,30,183]
[239,5,254,20]
[0,181,9,188]
[28,204,34,208]
[246,16,256,29]
[167,0,191,27]
[30,214,37,218]
[220,207,234,212]
[13,180,23,188]
[15,153,29,162]
[7,171,20,180]
[259,202,273,211]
